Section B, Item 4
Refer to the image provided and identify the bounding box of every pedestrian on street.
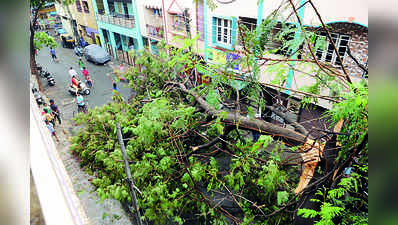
[44,108,55,127]
[82,67,92,88]
[49,99,62,125]
[78,57,85,71]
[45,120,59,142]
[68,67,78,79]
[112,81,119,92]
[50,47,57,61]
[42,102,50,114]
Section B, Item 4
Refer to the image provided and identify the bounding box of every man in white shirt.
[68,67,78,79]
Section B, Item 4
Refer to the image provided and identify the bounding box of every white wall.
[303,0,368,27]
[54,2,74,35]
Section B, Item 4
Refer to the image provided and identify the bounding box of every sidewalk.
[31,73,134,225]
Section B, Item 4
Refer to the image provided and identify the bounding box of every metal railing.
[97,13,136,29]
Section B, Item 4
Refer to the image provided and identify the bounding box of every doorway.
[95,35,101,47]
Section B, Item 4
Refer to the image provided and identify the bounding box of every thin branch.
[307,0,351,83]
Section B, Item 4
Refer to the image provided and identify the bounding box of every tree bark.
[173,82,309,145]
[30,8,43,92]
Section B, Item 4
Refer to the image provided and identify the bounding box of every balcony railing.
[97,13,136,29]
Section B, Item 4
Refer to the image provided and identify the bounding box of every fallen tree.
[70,1,367,224]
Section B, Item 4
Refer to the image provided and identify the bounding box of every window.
[76,0,82,12]
[315,32,351,66]
[171,14,186,33]
[82,1,89,13]
[215,17,232,45]
[116,2,123,14]
[239,17,257,32]
[108,2,115,14]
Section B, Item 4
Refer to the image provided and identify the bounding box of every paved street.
[36,38,131,121]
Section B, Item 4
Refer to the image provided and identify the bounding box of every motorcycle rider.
[71,75,80,94]
[75,93,86,113]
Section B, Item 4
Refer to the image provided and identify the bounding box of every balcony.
[97,13,136,29]
[146,24,164,40]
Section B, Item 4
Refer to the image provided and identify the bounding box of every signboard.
[207,48,242,72]
[207,47,227,64]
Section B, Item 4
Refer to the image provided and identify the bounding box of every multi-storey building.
[37,3,60,30]
[91,0,144,62]
[87,0,368,111]
[132,0,368,132]
[71,0,103,46]
[54,2,78,38]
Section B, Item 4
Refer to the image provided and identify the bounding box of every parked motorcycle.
[74,46,83,56]
[68,80,90,95]
[31,87,44,105]
[42,71,56,86]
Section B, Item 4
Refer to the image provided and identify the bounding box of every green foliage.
[71,88,298,224]
[69,13,368,224]
[298,165,368,224]
[34,32,58,51]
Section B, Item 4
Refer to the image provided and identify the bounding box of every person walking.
[78,57,85,71]
[112,81,118,92]
[44,108,55,127]
[82,67,92,88]
[45,120,59,142]
[49,99,62,125]
[68,67,78,79]
[50,47,57,62]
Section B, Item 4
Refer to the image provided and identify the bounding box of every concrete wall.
[303,0,368,27]
[54,2,74,35]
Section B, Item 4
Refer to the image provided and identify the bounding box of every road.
[35,40,131,120]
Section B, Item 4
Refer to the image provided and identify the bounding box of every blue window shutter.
[212,17,217,44]
[231,17,237,47]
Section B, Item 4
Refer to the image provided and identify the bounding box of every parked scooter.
[74,46,83,56]
[31,87,44,105]
[37,65,44,76]
[68,79,90,95]
[42,71,56,86]
[36,65,55,86]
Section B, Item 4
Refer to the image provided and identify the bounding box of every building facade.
[70,0,102,46]
[68,0,367,110]
[54,2,78,38]
[91,0,144,63]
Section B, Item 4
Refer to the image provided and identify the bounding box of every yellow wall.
[38,5,56,19]
[71,0,100,45]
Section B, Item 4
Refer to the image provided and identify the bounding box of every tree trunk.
[30,21,43,92]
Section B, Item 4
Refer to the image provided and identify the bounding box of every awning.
[144,0,162,9]
[85,27,99,35]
